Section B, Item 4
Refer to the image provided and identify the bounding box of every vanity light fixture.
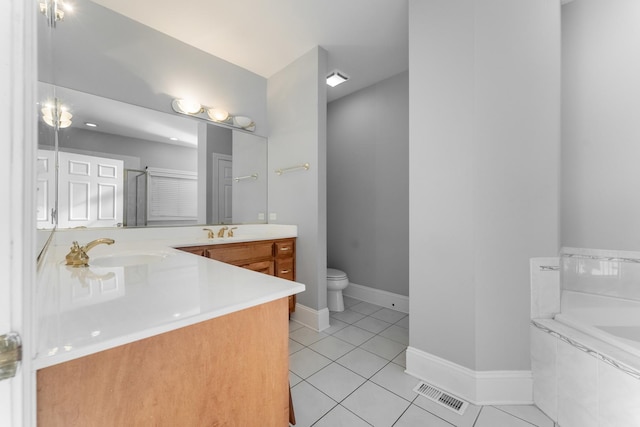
[40,0,72,25]
[174,99,202,114]
[42,101,72,129]
[171,98,255,131]
[207,108,229,122]
[326,70,349,87]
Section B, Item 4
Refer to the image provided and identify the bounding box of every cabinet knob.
[280,247,291,252]
[280,270,290,274]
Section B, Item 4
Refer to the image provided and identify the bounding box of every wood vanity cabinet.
[177,238,297,313]
[37,298,290,426]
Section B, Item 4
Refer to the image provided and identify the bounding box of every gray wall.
[327,71,409,296]
[268,47,328,313]
[41,0,267,135]
[561,0,640,251]
[409,0,560,373]
[58,127,197,171]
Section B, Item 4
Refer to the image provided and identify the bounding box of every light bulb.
[207,108,229,122]
[175,99,202,114]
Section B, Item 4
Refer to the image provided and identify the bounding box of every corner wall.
[408,0,560,403]
[267,47,328,327]
[561,0,640,251]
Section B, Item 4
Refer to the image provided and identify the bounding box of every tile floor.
[289,296,555,427]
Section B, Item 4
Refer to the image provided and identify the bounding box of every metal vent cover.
[413,382,469,415]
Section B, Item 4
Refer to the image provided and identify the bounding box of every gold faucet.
[217,226,229,238]
[65,238,115,267]
[203,228,215,239]
[227,227,238,238]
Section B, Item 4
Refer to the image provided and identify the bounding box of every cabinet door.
[178,246,207,257]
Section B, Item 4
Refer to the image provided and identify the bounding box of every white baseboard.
[343,282,409,313]
[290,303,331,332]
[405,346,533,405]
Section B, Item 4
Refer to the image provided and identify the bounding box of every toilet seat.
[327,268,347,280]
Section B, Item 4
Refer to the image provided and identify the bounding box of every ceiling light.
[327,71,349,87]
[85,122,98,127]
[169,137,179,141]
[207,108,229,122]
[174,99,202,114]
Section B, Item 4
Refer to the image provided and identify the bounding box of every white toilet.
[327,268,349,312]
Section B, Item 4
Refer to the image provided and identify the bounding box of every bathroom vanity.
[177,237,297,313]
[34,225,304,426]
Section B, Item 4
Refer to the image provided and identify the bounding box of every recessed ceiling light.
[85,122,98,127]
[169,137,179,141]
[327,71,349,87]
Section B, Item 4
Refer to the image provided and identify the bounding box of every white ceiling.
[91,0,409,102]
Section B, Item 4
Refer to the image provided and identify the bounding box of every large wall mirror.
[36,0,268,241]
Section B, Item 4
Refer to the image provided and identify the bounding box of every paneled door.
[57,151,124,228]
[36,149,56,229]
[212,153,233,224]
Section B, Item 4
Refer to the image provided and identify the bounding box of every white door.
[2,0,35,425]
[212,153,233,224]
[58,151,124,228]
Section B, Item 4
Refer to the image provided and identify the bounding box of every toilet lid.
[327,268,347,279]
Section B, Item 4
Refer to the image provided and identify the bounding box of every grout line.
[493,406,547,427]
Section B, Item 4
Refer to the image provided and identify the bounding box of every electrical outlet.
[269,212,277,221]
[258,212,265,220]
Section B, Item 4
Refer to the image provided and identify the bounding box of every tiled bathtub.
[530,252,640,427]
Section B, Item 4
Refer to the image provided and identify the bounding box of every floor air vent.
[413,382,469,415]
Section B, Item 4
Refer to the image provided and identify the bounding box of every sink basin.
[90,253,170,267]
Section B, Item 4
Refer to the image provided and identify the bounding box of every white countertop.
[34,225,304,370]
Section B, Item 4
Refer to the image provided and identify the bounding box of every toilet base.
[327,289,345,312]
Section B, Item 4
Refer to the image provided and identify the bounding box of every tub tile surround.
[529,257,560,319]
[561,247,640,302]
[530,249,640,427]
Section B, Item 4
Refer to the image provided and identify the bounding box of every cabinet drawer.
[275,258,294,281]
[239,260,274,275]
[275,240,295,258]
[206,242,274,263]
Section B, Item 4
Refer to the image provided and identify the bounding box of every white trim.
[343,282,409,314]
[405,347,533,405]
[290,303,330,332]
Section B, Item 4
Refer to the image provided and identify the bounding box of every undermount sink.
[90,253,170,267]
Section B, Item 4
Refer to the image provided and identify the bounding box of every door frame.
[1,0,37,425]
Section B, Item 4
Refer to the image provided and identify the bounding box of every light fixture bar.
[171,98,255,132]
[327,71,349,87]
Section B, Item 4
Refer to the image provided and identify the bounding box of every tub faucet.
[203,228,215,239]
[65,238,115,267]
[217,226,228,238]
